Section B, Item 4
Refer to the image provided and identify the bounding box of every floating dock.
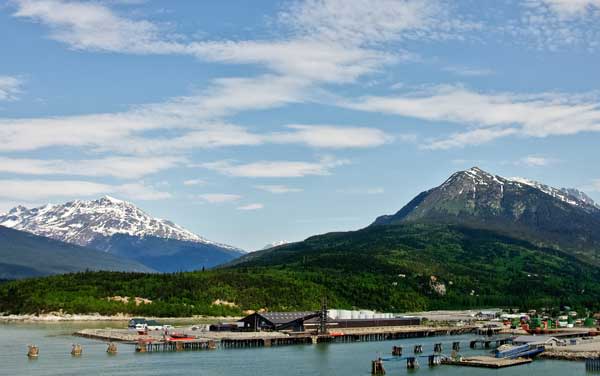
[442,356,532,369]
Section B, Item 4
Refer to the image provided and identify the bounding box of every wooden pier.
[136,339,216,352]
[74,325,479,353]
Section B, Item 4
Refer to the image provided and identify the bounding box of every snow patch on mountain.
[0,195,242,251]
[443,167,598,210]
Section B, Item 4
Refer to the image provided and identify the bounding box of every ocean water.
[0,322,587,375]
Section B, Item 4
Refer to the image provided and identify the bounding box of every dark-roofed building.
[238,311,320,332]
[238,311,422,333]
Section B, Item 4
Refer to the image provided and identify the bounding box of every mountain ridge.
[0,196,245,272]
[372,167,600,263]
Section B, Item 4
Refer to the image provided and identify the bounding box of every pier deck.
[74,325,478,351]
[442,356,532,369]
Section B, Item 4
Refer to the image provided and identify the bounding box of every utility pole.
[319,297,328,335]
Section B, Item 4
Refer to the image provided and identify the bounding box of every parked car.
[128,318,147,329]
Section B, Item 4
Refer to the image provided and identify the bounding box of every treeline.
[2,224,600,316]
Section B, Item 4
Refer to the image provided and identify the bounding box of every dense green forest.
[1,224,599,316]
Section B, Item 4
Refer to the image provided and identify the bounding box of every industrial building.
[237,310,421,332]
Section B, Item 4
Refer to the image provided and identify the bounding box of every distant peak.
[467,166,484,172]
[98,195,126,204]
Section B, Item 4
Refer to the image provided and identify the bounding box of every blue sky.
[1,0,600,250]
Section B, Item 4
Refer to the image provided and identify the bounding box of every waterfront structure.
[237,311,422,332]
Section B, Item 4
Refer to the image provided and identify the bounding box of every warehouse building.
[238,311,421,332]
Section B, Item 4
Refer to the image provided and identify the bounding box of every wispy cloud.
[10,0,473,85]
[12,0,181,54]
[337,187,385,195]
[201,157,349,178]
[343,85,600,149]
[195,193,241,204]
[504,0,600,51]
[0,76,390,154]
[183,179,205,186]
[586,179,600,192]
[516,155,558,167]
[280,0,478,45]
[268,124,392,149]
[254,185,303,194]
[0,76,23,101]
[534,0,600,18]
[0,156,183,178]
[237,203,264,211]
[0,179,170,201]
[443,66,494,77]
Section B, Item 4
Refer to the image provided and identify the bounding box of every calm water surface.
[0,322,587,375]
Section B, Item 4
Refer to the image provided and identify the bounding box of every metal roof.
[243,311,319,325]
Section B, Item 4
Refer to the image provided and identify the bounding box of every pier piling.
[586,358,600,372]
[371,358,386,375]
[71,344,83,356]
[107,343,118,354]
[407,356,419,369]
[27,345,39,359]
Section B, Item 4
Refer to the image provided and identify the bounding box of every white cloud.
[0,179,170,201]
[237,203,264,211]
[0,75,388,154]
[0,76,23,101]
[11,0,468,85]
[586,179,600,192]
[12,0,183,54]
[425,128,518,150]
[190,40,395,84]
[517,155,557,167]
[254,185,303,194]
[0,75,306,153]
[195,193,241,203]
[337,187,385,194]
[201,157,349,178]
[534,0,600,18]
[507,0,600,50]
[183,179,205,186]
[268,124,392,148]
[0,156,182,178]
[443,66,494,77]
[280,0,477,46]
[344,85,600,149]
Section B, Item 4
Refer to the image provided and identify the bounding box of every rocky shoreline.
[540,350,600,361]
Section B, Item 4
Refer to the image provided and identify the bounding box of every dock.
[74,325,478,352]
[442,356,532,369]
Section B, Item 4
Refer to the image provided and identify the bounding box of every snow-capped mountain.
[373,167,600,256]
[0,196,244,272]
[0,195,238,250]
[509,177,599,211]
